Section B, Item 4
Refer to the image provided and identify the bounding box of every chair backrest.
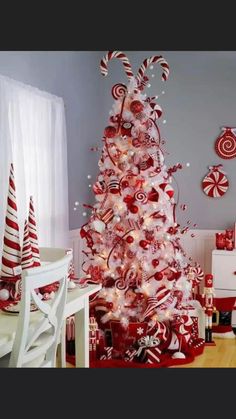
[39,247,72,262]
[9,253,72,368]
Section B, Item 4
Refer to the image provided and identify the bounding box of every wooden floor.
[64,338,236,368]
[172,337,236,368]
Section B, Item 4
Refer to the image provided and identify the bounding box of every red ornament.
[139,240,149,249]
[215,127,236,159]
[104,126,116,138]
[121,180,129,189]
[136,293,145,301]
[129,204,139,214]
[154,272,163,281]
[126,235,134,244]
[152,259,159,268]
[106,302,114,309]
[159,183,174,199]
[202,165,229,198]
[120,122,133,137]
[123,195,134,204]
[130,100,144,114]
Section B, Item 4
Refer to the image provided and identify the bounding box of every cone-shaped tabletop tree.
[80,51,204,360]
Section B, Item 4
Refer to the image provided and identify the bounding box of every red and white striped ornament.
[21,220,34,270]
[202,165,229,198]
[142,287,171,320]
[108,178,120,194]
[159,183,174,199]
[100,208,114,224]
[100,51,134,80]
[134,190,148,204]
[28,196,41,266]
[1,164,22,278]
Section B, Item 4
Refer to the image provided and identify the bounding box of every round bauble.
[139,240,149,249]
[126,235,134,244]
[0,288,10,301]
[92,219,106,233]
[152,259,160,268]
[106,302,114,310]
[154,272,163,281]
[123,194,134,204]
[129,204,139,214]
[121,180,129,189]
[130,100,144,114]
[136,292,145,301]
[104,126,116,138]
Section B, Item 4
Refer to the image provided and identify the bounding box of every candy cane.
[136,56,170,86]
[100,51,134,80]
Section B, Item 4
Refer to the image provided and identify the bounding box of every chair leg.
[57,321,66,368]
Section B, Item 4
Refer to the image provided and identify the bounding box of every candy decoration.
[111,83,127,100]
[108,178,120,194]
[134,190,148,204]
[100,208,114,224]
[202,165,229,198]
[136,56,170,88]
[215,127,236,159]
[21,220,34,270]
[159,183,174,199]
[142,287,171,319]
[28,196,41,267]
[1,164,22,278]
[146,97,163,120]
[120,122,133,137]
[100,51,134,80]
[93,180,106,195]
[189,265,204,286]
[148,187,159,202]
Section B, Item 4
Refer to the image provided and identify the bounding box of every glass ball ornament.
[0,288,10,301]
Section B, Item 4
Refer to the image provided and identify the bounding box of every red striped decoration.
[21,220,34,270]
[100,51,134,80]
[0,164,22,278]
[28,196,41,267]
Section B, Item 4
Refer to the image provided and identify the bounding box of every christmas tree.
[80,51,204,363]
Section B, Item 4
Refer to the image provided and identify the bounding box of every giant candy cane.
[136,55,170,87]
[100,51,134,79]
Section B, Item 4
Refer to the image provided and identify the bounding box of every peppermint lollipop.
[112,83,127,100]
[215,127,236,159]
[202,165,229,198]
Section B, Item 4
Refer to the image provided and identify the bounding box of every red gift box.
[110,321,148,356]
[146,347,161,364]
[100,346,113,360]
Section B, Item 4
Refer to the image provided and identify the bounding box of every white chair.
[0,252,72,367]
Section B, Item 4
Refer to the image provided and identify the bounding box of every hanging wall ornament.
[202,165,229,198]
[215,127,236,159]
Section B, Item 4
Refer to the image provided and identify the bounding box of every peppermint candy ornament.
[202,165,229,198]
[215,127,236,159]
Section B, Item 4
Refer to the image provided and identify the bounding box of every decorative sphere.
[129,204,139,214]
[126,235,134,244]
[139,240,149,249]
[75,201,79,206]
[154,272,163,281]
[136,293,144,301]
[130,100,144,114]
[106,302,113,309]
[121,180,129,189]
[0,288,10,301]
[87,175,92,179]
[82,212,87,217]
[152,259,159,268]
[104,126,116,138]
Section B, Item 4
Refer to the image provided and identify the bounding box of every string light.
[186,162,190,167]
[74,201,79,206]
[73,207,77,211]
[162,90,165,95]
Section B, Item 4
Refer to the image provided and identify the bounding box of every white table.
[0,283,101,368]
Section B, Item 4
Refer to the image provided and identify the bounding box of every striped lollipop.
[21,220,34,270]
[28,196,41,266]
[100,51,134,80]
[0,164,22,278]
[111,83,127,100]
[202,165,229,198]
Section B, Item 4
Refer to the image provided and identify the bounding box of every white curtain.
[0,74,69,254]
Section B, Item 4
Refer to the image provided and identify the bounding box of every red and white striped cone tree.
[21,220,34,270]
[0,164,22,300]
[28,196,41,267]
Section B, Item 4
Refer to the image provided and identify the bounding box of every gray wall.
[0,51,236,231]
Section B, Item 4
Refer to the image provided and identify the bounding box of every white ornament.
[82,212,87,217]
[172,351,186,359]
[0,288,10,301]
[75,201,79,206]
[87,175,92,179]
[92,219,106,233]
[186,162,190,167]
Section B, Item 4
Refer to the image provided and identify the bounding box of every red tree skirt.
[66,346,204,368]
